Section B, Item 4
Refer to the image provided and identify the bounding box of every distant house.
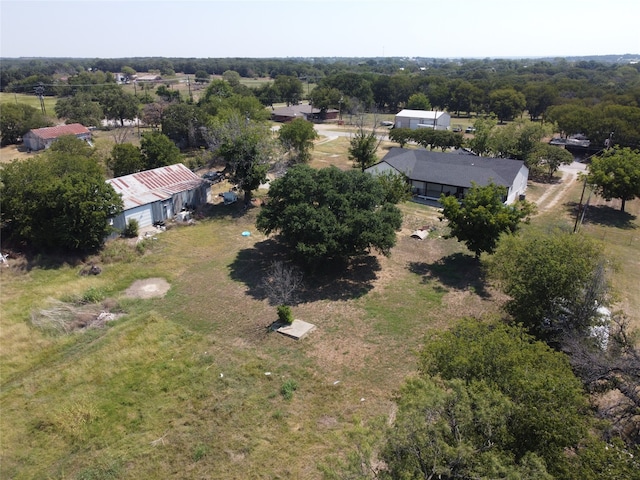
[271,103,339,123]
[136,74,162,82]
[23,123,91,151]
[365,147,528,205]
[106,163,210,231]
[394,109,451,130]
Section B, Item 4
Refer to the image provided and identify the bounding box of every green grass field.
[0,92,58,114]
[1,116,639,478]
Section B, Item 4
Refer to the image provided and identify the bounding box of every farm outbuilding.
[366,147,528,205]
[394,109,451,130]
[22,123,92,151]
[106,163,210,232]
[271,104,339,122]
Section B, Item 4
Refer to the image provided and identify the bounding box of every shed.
[394,109,451,131]
[366,147,528,205]
[23,123,91,151]
[106,163,210,231]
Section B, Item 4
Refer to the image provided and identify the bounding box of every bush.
[280,379,298,400]
[277,305,293,324]
[123,219,139,238]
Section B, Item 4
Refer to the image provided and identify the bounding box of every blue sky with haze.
[1,0,639,59]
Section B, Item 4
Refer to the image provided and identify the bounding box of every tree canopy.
[277,118,318,164]
[0,102,51,146]
[587,146,640,212]
[485,229,609,342]
[211,115,275,205]
[0,138,122,251]
[392,319,597,478]
[140,131,182,170]
[256,165,402,266]
[439,182,535,257]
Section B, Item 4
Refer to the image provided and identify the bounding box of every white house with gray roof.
[366,147,528,205]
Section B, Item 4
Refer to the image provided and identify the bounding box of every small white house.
[394,109,451,130]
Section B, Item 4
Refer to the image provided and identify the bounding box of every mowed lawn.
[1,132,639,478]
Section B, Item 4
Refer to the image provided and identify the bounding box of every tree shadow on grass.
[196,199,256,221]
[575,203,638,230]
[228,238,380,304]
[408,252,490,298]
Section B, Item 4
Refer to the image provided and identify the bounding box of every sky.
[1,0,639,59]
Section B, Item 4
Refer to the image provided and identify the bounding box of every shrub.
[280,379,298,400]
[277,304,293,324]
[123,219,139,238]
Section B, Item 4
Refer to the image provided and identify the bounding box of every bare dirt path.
[534,161,587,214]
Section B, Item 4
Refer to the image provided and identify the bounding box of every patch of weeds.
[80,287,106,304]
[272,409,286,421]
[193,444,208,462]
[135,238,154,255]
[280,379,298,401]
[100,240,138,264]
[76,460,122,480]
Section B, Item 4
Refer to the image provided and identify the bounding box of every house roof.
[395,109,448,120]
[373,147,525,188]
[271,104,320,118]
[27,123,90,140]
[106,163,206,210]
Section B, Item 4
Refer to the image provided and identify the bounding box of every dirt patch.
[123,278,171,299]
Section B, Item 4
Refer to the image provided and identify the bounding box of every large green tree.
[273,75,304,106]
[161,103,210,149]
[403,320,595,478]
[256,165,402,266]
[140,131,181,170]
[440,182,535,257]
[108,143,144,177]
[485,230,608,341]
[587,146,640,212]
[98,85,139,127]
[0,138,122,251]
[489,88,526,123]
[527,143,574,181]
[213,115,275,205]
[54,92,103,127]
[278,118,318,164]
[0,102,50,146]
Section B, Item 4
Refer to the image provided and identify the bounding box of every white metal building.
[394,109,451,130]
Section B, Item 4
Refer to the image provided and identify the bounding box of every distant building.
[136,74,162,82]
[394,109,451,130]
[271,104,339,123]
[107,163,210,232]
[22,123,92,151]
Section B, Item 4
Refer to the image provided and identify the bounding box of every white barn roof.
[395,109,447,120]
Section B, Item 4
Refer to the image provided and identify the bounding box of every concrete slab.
[277,319,316,340]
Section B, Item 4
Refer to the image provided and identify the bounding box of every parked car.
[202,171,224,184]
[465,126,476,134]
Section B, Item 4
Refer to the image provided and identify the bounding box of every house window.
[426,183,443,198]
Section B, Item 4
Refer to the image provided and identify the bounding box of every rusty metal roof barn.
[107,163,205,210]
[28,123,91,140]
